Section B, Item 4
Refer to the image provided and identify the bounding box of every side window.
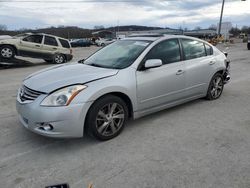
[23,35,43,44]
[181,39,206,60]
[59,39,70,48]
[205,44,213,56]
[145,39,181,65]
[44,36,58,46]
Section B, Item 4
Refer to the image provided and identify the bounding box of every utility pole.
[218,0,225,36]
[218,0,246,36]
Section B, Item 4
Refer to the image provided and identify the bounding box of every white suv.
[0,33,73,64]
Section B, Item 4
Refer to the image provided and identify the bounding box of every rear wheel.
[0,46,15,59]
[53,54,65,64]
[86,95,128,141]
[206,73,224,100]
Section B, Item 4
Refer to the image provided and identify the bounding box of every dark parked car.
[70,39,92,47]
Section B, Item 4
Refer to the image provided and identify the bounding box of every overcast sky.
[0,0,249,30]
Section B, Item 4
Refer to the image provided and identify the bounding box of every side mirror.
[144,59,162,69]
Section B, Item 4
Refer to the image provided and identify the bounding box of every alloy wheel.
[1,48,13,58]
[54,54,65,64]
[210,76,223,99]
[96,103,125,137]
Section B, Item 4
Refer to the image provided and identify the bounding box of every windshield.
[84,40,151,69]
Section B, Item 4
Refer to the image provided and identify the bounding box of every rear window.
[44,36,58,46]
[59,39,70,48]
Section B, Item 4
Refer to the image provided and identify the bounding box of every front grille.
[19,85,44,102]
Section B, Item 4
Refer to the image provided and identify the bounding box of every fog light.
[37,123,53,131]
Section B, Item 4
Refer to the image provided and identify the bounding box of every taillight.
[70,49,72,55]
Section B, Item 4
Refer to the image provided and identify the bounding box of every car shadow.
[20,98,206,149]
[0,57,50,69]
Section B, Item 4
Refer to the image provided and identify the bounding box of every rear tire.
[53,54,66,64]
[86,95,128,141]
[0,45,15,59]
[206,73,224,100]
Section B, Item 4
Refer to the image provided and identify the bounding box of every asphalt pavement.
[0,43,250,188]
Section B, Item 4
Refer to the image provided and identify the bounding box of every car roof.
[25,32,69,41]
[122,34,212,46]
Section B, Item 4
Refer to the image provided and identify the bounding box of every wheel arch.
[0,44,18,55]
[83,92,134,134]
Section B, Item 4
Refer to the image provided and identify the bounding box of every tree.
[0,24,7,31]
[241,26,250,34]
[208,24,217,31]
[94,25,104,30]
[194,26,202,30]
[229,27,241,36]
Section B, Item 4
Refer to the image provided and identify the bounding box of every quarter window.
[181,39,206,60]
[23,35,43,44]
[44,36,58,46]
[145,39,181,65]
[59,39,70,48]
[205,44,213,56]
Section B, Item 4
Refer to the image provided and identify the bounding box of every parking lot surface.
[0,44,250,188]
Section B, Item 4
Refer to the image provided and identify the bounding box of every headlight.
[41,85,87,106]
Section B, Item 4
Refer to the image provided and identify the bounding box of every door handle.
[35,45,40,47]
[52,47,57,50]
[176,70,185,75]
[209,61,216,65]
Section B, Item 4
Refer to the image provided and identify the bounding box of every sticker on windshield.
[134,41,149,47]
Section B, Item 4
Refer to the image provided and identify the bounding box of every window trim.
[138,38,183,71]
[204,43,213,56]
[180,38,207,61]
[44,35,58,47]
[22,34,44,44]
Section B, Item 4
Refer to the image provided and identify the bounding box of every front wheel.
[86,95,128,141]
[0,46,15,59]
[53,54,66,64]
[206,73,224,100]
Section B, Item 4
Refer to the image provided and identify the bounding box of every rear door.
[19,34,44,57]
[42,35,59,59]
[181,39,215,97]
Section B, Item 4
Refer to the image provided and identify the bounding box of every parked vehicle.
[16,35,230,140]
[247,34,250,50]
[96,38,116,46]
[0,35,12,40]
[70,39,92,47]
[0,33,73,64]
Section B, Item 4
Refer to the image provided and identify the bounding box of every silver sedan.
[16,35,230,140]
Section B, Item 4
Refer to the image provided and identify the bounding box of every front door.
[136,39,186,111]
[19,34,44,57]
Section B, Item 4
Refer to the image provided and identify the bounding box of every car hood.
[23,63,118,93]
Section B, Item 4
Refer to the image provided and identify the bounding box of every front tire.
[206,73,224,100]
[0,45,15,59]
[53,54,66,64]
[86,95,128,141]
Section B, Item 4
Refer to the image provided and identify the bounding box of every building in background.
[116,28,183,38]
[217,22,232,40]
[184,29,217,39]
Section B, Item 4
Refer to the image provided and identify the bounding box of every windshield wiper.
[87,63,106,68]
[78,59,85,64]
